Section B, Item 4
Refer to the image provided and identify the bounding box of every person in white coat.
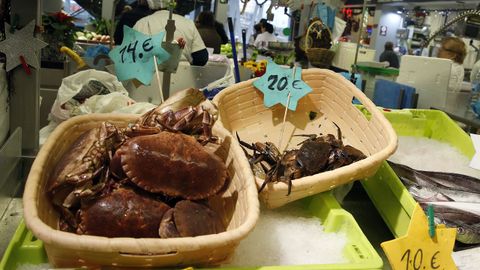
[437,37,467,92]
[254,22,277,50]
[134,0,208,66]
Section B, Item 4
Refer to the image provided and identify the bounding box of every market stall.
[0,0,479,269]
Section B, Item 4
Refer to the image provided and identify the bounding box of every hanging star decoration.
[109,25,170,85]
[253,60,312,111]
[0,20,48,72]
[381,203,457,270]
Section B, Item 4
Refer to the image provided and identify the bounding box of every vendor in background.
[195,11,223,54]
[437,37,467,92]
[134,0,208,66]
[252,19,268,42]
[379,41,399,69]
[114,0,154,44]
[254,22,277,50]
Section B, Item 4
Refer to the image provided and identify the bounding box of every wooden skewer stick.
[277,66,297,150]
[278,92,292,150]
[147,22,165,104]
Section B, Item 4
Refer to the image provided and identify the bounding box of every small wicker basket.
[23,114,259,268]
[213,69,397,209]
[304,18,335,69]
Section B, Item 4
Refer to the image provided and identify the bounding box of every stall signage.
[109,25,170,85]
[380,25,387,36]
[381,204,457,270]
[0,20,47,73]
[253,61,312,111]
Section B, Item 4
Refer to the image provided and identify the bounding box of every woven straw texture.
[305,19,335,68]
[23,114,259,268]
[213,68,397,209]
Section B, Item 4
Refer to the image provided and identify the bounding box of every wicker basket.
[304,19,335,68]
[306,48,336,69]
[23,114,259,268]
[213,69,397,209]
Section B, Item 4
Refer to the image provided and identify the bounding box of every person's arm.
[391,53,400,68]
[253,33,262,48]
[448,63,465,92]
[190,24,208,66]
[191,48,208,66]
[215,22,229,44]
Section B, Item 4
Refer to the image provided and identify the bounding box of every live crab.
[237,123,367,195]
[47,105,228,238]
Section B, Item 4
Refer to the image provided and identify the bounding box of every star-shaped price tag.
[0,20,47,72]
[109,25,170,85]
[253,60,312,111]
[381,203,457,270]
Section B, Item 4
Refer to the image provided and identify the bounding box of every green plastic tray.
[0,192,383,270]
[361,109,474,238]
[354,65,400,76]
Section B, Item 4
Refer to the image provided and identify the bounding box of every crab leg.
[236,133,255,151]
[258,163,279,193]
[286,178,293,196]
[294,134,318,146]
[333,122,342,140]
[65,165,104,186]
[236,132,256,159]
[172,106,198,131]
[201,110,213,141]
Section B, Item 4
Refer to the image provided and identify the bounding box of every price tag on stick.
[381,203,457,270]
[109,25,170,85]
[253,60,312,111]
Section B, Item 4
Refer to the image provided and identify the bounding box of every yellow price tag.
[381,204,457,270]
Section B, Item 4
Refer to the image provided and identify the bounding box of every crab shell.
[47,127,101,204]
[159,200,225,238]
[77,187,170,238]
[113,131,228,200]
[296,140,331,175]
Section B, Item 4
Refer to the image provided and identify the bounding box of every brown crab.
[124,105,215,144]
[296,131,366,171]
[237,134,302,195]
[48,122,124,209]
[110,131,228,200]
[77,187,171,238]
[159,200,225,238]
[237,124,367,195]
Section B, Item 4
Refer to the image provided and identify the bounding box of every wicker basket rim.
[23,113,260,253]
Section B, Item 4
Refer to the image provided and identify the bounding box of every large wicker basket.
[213,68,397,209]
[23,114,259,268]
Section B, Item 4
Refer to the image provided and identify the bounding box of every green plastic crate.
[361,109,475,238]
[0,192,383,270]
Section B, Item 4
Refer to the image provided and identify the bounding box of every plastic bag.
[70,92,152,117]
[49,70,130,123]
[202,55,234,95]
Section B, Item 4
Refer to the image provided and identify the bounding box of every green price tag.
[253,60,312,111]
[109,25,170,85]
